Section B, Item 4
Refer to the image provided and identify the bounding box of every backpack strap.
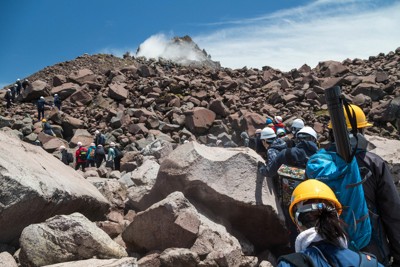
[278,253,316,267]
[358,252,378,267]
[310,246,335,267]
[342,97,358,160]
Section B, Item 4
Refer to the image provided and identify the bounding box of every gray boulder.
[0,131,109,244]
[137,142,286,251]
[19,213,128,267]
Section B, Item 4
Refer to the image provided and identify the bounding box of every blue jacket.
[266,138,287,170]
[267,140,318,177]
[278,241,383,267]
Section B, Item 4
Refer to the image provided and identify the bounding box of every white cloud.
[136,34,210,65]
[193,0,400,70]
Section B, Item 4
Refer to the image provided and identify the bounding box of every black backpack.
[79,149,87,161]
[67,153,74,163]
[114,147,123,159]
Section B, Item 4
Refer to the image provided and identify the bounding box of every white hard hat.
[54,94,58,96]
[95,130,100,134]
[296,126,317,141]
[40,96,44,99]
[255,128,262,134]
[59,145,65,150]
[276,128,286,137]
[14,84,18,87]
[17,78,20,81]
[77,142,82,146]
[274,116,283,124]
[90,143,95,147]
[260,127,276,140]
[291,119,305,134]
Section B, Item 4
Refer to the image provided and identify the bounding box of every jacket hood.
[271,138,287,151]
[296,140,318,156]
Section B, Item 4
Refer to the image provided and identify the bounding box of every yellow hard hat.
[328,104,372,129]
[42,119,47,122]
[289,179,342,223]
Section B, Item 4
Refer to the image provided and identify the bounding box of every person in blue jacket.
[278,179,382,267]
[266,126,318,177]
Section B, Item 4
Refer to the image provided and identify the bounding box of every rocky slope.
[1,38,400,266]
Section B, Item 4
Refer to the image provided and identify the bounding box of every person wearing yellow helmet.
[328,104,372,130]
[278,179,382,267]
[327,104,400,266]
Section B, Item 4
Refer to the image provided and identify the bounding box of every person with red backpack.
[271,116,286,133]
[75,142,87,171]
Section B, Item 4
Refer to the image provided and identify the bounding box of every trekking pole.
[325,86,352,163]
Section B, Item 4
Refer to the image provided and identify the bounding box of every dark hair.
[297,204,347,247]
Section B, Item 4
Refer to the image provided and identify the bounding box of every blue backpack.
[305,149,371,251]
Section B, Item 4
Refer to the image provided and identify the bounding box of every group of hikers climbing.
[253,89,399,266]
[4,79,399,266]
[3,78,30,108]
[59,130,123,172]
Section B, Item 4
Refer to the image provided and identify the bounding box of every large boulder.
[365,135,400,184]
[108,83,129,101]
[22,80,50,101]
[137,142,287,251]
[185,107,216,134]
[51,82,80,99]
[123,191,254,265]
[43,257,137,267]
[68,68,97,85]
[61,115,85,139]
[123,192,201,252]
[126,159,160,210]
[19,213,128,267]
[69,128,93,147]
[0,252,18,267]
[0,131,110,244]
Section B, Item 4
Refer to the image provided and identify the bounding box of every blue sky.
[1,0,399,88]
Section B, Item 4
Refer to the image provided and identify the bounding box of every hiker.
[22,79,30,90]
[37,96,49,121]
[53,94,61,110]
[287,118,305,148]
[10,84,16,102]
[75,142,87,171]
[271,115,285,133]
[94,144,106,168]
[86,143,96,167]
[94,130,106,146]
[41,119,55,136]
[327,104,400,266]
[291,119,305,135]
[16,79,22,96]
[106,142,122,170]
[277,179,383,267]
[259,127,287,167]
[267,126,318,178]
[4,89,12,108]
[240,131,250,147]
[59,145,73,165]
